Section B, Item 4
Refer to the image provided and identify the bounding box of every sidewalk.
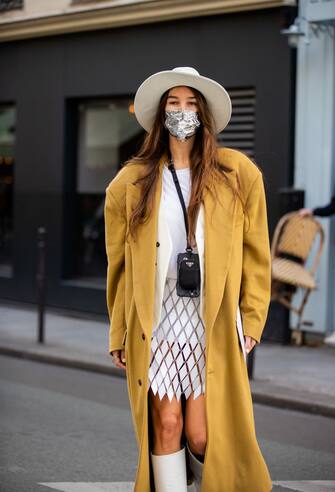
[0,303,334,418]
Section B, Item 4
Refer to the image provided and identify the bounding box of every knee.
[155,411,183,443]
[186,429,207,456]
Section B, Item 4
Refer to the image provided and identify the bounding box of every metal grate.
[217,87,256,158]
[0,0,23,12]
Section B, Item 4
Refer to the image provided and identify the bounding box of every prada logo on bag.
[185,261,194,267]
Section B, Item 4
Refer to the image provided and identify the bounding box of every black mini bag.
[168,159,201,298]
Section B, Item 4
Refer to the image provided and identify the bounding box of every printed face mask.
[164,109,201,141]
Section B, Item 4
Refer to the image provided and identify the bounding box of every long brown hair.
[124,86,247,244]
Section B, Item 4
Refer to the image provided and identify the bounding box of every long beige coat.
[104,147,273,492]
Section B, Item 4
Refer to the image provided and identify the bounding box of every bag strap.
[168,158,193,252]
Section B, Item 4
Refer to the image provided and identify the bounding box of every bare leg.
[184,392,206,491]
[149,389,188,491]
[184,392,207,457]
[149,388,184,454]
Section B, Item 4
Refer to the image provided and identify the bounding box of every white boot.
[151,446,188,492]
[186,442,204,492]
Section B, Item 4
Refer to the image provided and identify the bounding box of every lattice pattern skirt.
[148,277,206,402]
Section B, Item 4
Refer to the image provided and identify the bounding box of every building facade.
[291,0,335,336]
[0,0,297,339]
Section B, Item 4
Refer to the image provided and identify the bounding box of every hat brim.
[134,70,232,134]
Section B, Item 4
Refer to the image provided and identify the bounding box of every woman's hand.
[111,349,126,370]
[298,207,313,217]
[244,336,257,354]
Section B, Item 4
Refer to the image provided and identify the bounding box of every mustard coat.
[104,147,273,492]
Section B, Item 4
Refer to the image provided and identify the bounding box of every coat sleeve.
[104,186,127,355]
[313,195,335,217]
[239,171,272,344]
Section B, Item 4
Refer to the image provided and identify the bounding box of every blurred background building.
[287,0,335,341]
[0,0,333,341]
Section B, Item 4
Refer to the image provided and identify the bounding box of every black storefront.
[0,7,296,337]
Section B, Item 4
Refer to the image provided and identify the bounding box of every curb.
[0,345,125,380]
[250,390,335,419]
[1,345,334,419]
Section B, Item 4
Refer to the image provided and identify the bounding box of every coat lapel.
[126,155,240,342]
[202,169,239,343]
[152,188,173,328]
[126,155,166,338]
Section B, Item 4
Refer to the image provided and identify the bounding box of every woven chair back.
[277,215,320,261]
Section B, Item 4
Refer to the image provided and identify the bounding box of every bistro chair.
[270,211,325,338]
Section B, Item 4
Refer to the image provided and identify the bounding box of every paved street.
[0,355,334,492]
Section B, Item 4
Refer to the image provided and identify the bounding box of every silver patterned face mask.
[164,109,201,141]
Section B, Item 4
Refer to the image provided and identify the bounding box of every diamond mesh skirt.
[148,277,206,402]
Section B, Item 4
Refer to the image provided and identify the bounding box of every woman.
[104,67,272,492]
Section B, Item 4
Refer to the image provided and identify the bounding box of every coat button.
[156,241,160,247]
[142,333,145,340]
[138,379,142,386]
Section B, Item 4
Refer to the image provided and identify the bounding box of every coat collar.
[126,152,239,340]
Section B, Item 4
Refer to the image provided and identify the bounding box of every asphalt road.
[0,355,334,492]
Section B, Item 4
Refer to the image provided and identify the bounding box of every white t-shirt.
[162,164,195,279]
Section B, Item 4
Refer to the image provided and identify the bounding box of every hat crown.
[171,66,200,76]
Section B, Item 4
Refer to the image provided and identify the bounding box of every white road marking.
[38,481,335,492]
[273,481,335,492]
[38,484,134,492]
[38,483,196,492]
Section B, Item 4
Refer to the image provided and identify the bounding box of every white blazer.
[153,192,247,362]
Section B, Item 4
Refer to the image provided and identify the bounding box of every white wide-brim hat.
[134,66,232,134]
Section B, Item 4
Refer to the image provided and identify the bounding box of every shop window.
[0,0,23,12]
[63,98,144,286]
[0,104,15,278]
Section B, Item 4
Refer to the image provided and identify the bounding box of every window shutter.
[217,87,256,158]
